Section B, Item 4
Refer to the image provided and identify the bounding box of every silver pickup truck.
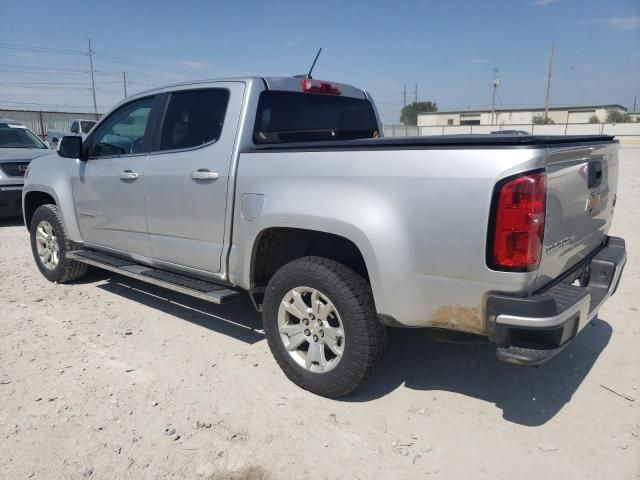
[22,77,627,397]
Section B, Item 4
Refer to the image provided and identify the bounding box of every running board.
[67,250,240,305]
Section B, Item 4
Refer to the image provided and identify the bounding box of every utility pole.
[123,71,128,98]
[633,95,637,112]
[88,39,98,117]
[544,44,554,122]
[414,84,418,104]
[491,68,500,125]
[403,84,407,106]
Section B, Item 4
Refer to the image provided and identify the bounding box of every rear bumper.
[486,236,626,365]
[0,185,23,218]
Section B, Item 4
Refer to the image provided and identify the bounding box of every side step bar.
[67,250,241,305]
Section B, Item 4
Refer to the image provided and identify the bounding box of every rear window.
[81,121,96,134]
[253,91,379,144]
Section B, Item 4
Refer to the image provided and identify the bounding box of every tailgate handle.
[588,161,602,188]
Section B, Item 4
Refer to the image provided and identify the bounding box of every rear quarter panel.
[230,146,547,333]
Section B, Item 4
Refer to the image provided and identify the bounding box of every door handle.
[190,169,219,181]
[119,170,139,181]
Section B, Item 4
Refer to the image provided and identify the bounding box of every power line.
[0,64,90,73]
[0,42,86,56]
[0,84,92,90]
[0,81,91,86]
[0,100,110,109]
[1,42,208,98]
[92,51,208,78]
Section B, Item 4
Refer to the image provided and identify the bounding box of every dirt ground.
[1,150,639,480]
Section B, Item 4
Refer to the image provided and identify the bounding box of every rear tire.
[263,256,387,398]
[30,204,88,283]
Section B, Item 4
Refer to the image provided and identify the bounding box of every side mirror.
[58,136,85,160]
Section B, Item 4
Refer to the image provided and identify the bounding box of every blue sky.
[1,0,639,122]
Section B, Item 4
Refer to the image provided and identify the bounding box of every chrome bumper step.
[67,250,240,305]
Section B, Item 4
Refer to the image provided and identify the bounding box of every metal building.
[418,104,628,127]
[0,109,102,138]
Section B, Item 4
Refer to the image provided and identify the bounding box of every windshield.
[254,91,379,144]
[0,123,48,149]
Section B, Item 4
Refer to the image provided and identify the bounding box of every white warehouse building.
[417,104,628,127]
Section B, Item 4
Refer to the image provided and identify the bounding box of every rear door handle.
[119,170,139,181]
[190,169,219,182]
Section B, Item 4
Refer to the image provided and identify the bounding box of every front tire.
[263,256,387,398]
[30,204,88,283]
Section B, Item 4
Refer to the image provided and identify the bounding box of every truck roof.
[129,76,368,100]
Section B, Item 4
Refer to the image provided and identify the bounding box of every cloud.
[180,60,211,70]
[607,16,640,30]
[282,38,301,49]
[533,0,558,6]
[571,16,640,30]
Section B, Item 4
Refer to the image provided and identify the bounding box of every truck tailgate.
[534,141,619,290]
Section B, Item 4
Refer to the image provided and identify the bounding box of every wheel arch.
[22,183,82,243]
[249,227,373,290]
[23,190,57,229]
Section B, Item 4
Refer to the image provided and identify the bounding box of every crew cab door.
[143,83,244,273]
[72,96,157,257]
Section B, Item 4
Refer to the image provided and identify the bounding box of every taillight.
[489,171,546,271]
[301,79,341,95]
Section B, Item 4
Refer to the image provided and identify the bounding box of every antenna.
[307,48,322,79]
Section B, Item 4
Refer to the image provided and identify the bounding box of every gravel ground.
[1,150,639,480]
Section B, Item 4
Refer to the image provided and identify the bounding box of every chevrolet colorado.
[22,77,627,397]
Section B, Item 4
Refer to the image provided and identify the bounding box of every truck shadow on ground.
[0,216,25,227]
[352,319,612,426]
[92,273,264,345]
[90,270,611,427]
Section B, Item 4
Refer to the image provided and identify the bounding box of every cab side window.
[158,89,229,151]
[89,97,154,158]
[70,121,79,134]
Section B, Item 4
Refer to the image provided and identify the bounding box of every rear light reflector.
[490,171,547,270]
[301,79,341,95]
